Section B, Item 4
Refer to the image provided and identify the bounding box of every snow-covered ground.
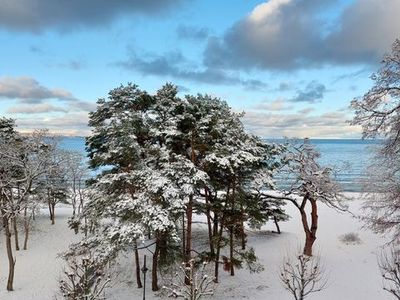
[0,194,392,299]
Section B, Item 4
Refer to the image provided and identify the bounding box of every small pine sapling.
[59,255,111,300]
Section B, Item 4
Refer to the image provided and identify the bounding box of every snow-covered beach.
[0,193,390,300]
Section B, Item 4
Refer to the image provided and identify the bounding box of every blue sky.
[1,0,399,138]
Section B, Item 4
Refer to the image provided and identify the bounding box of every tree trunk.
[12,216,19,251]
[205,189,215,257]
[303,234,315,257]
[229,225,234,276]
[240,211,246,250]
[23,207,29,250]
[50,203,55,225]
[78,184,84,215]
[185,194,193,285]
[159,234,168,266]
[214,219,224,283]
[182,212,186,260]
[214,185,231,283]
[134,240,142,288]
[23,222,29,250]
[274,216,281,234]
[3,214,15,291]
[47,189,52,221]
[300,196,318,256]
[71,180,77,217]
[213,214,218,240]
[152,239,160,291]
[230,181,236,274]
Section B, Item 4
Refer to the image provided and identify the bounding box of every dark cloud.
[203,0,400,71]
[177,85,190,93]
[0,77,76,103]
[117,51,268,90]
[289,81,326,103]
[326,0,400,64]
[176,25,210,40]
[203,0,330,70]
[63,60,86,71]
[72,101,97,112]
[332,68,371,83]
[0,0,183,32]
[277,82,292,91]
[29,45,44,53]
[50,59,87,71]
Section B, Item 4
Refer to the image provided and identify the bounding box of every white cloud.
[7,103,67,114]
[253,98,293,111]
[248,0,292,24]
[15,112,90,136]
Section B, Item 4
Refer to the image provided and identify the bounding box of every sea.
[59,137,380,192]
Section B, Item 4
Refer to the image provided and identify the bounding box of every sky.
[1,0,400,138]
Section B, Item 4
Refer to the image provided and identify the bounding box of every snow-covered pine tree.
[81,84,209,291]
[78,82,286,292]
[199,107,285,281]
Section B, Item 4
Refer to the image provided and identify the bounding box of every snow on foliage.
[72,82,286,291]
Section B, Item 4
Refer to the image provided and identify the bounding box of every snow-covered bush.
[378,246,400,299]
[163,259,215,300]
[280,251,327,300]
[339,232,362,245]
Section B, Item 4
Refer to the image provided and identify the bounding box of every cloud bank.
[0,76,96,114]
[204,0,400,70]
[0,0,182,32]
[117,51,268,90]
[242,110,360,138]
[0,77,76,103]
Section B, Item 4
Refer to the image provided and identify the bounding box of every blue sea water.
[59,137,379,192]
[269,139,380,192]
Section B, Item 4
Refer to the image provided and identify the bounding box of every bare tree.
[351,39,400,243]
[164,259,215,300]
[22,192,40,250]
[378,246,400,299]
[359,152,400,242]
[351,39,400,155]
[64,151,88,216]
[0,124,49,291]
[41,146,70,225]
[280,251,327,300]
